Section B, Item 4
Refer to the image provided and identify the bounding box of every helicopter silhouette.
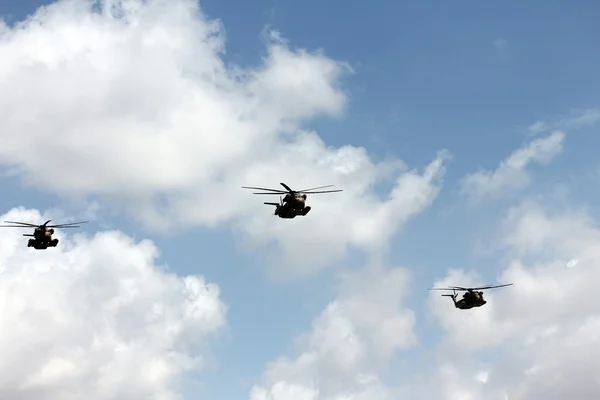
[242,182,342,219]
[0,219,88,250]
[429,283,513,309]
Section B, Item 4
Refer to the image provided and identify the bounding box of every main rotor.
[0,219,88,230]
[429,283,513,292]
[241,182,343,196]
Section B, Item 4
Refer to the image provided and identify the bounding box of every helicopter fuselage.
[455,298,487,309]
[448,291,487,309]
[32,227,55,240]
[28,238,59,250]
[28,228,59,249]
[283,193,307,209]
[273,202,311,219]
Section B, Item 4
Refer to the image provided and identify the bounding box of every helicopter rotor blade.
[242,186,288,193]
[295,185,334,192]
[429,287,470,292]
[280,183,294,192]
[296,189,343,194]
[242,184,341,195]
[3,221,40,227]
[47,221,89,228]
[2,220,89,228]
[444,283,514,291]
[467,283,514,291]
[250,192,288,195]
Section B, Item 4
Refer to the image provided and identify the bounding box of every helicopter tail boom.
[441,293,457,305]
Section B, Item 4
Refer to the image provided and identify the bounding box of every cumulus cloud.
[424,200,600,399]
[460,132,564,202]
[527,120,547,135]
[0,0,450,276]
[527,108,600,135]
[240,148,450,278]
[0,207,226,400]
[250,265,415,400]
[0,1,452,396]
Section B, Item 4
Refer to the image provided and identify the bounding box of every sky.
[0,0,600,399]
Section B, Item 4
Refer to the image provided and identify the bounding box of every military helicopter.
[429,283,513,309]
[241,182,342,218]
[0,219,88,249]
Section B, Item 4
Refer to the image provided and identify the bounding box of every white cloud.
[0,0,450,276]
[249,265,415,400]
[527,108,600,135]
[527,120,547,135]
[460,132,564,202]
[239,148,450,279]
[3,2,597,400]
[424,200,600,398]
[0,206,227,400]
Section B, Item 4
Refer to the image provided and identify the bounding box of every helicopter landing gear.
[27,239,35,247]
[51,238,59,247]
[298,206,311,216]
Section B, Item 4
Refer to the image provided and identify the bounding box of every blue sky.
[1,0,600,399]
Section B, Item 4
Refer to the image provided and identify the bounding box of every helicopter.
[0,219,88,249]
[241,182,342,218]
[429,283,513,309]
